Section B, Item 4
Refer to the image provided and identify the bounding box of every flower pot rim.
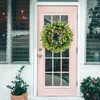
[11,91,27,97]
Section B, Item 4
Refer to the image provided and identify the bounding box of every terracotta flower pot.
[11,92,28,100]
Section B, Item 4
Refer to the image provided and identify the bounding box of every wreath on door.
[41,21,73,53]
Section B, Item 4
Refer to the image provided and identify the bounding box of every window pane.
[11,0,29,63]
[54,73,60,86]
[12,34,29,62]
[61,15,68,23]
[44,15,51,25]
[62,49,69,57]
[45,73,52,86]
[62,73,69,86]
[45,50,52,57]
[54,52,60,57]
[0,0,7,62]
[45,59,52,72]
[54,59,60,72]
[86,0,100,62]
[53,15,59,22]
[12,0,29,30]
[38,0,78,2]
[62,59,69,72]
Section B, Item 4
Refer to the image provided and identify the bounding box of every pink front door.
[38,6,77,96]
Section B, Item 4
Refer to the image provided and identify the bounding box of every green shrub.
[7,66,29,96]
[80,76,100,100]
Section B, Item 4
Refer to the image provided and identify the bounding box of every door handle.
[39,48,42,51]
[38,54,42,58]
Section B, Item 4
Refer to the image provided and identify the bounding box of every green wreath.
[41,21,73,53]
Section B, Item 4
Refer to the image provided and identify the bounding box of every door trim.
[36,2,79,6]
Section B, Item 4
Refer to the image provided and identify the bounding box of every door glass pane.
[45,73,52,86]
[61,15,68,23]
[45,59,52,72]
[45,50,52,57]
[62,59,69,72]
[62,73,69,86]
[53,15,59,22]
[44,15,51,25]
[54,59,60,72]
[62,49,69,57]
[54,52,60,57]
[54,73,60,86]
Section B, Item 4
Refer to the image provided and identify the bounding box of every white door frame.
[33,1,81,96]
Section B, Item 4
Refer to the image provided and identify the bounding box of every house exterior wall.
[0,0,100,100]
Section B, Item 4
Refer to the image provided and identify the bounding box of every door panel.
[38,6,77,96]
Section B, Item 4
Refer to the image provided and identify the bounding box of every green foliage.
[80,76,100,100]
[7,66,29,96]
[41,21,73,53]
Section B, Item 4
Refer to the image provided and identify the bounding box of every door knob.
[39,48,42,51]
[38,54,42,58]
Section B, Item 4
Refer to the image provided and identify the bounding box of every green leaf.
[20,66,25,71]
[80,76,100,100]
[6,66,29,96]
[7,85,14,90]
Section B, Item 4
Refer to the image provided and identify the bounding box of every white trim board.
[36,2,79,6]
[34,0,38,97]
[7,0,12,63]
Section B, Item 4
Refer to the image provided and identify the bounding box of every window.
[0,0,30,63]
[11,0,29,63]
[38,0,78,2]
[0,0,7,63]
[12,0,29,30]
[86,0,100,63]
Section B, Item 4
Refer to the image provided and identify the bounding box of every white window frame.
[84,0,100,65]
[78,0,100,68]
[6,0,31,64]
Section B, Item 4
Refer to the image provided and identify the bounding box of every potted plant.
[80,76,100,100]
[7,66,29,100]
